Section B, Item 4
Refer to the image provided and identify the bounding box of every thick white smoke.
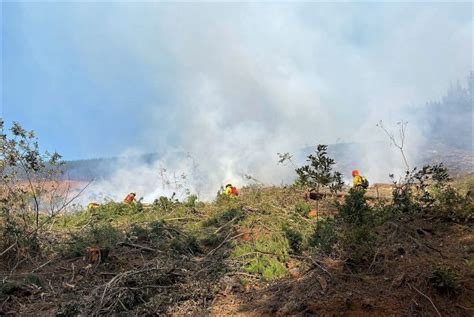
[51,2,471,203]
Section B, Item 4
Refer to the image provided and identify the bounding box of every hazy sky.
[2,1,473,160]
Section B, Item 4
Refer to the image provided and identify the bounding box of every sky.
[1,1,473,200]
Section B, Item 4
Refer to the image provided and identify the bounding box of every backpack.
[360,176,369,189]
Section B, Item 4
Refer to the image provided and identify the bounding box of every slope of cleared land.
[1,181,473,316]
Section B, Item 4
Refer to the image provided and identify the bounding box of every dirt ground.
[1,184,473,316]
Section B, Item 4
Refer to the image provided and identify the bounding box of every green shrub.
[337,189,377,264]
[308,217,338,254]
[0,281,21,296]
[64,223,122,258]
[294,202,311,217]
[390,164,451,214]
[340,225,376,265]
[153,196,174,212]
[202,208,243,227]
[245,255,287,281]
[129,224,149,239]
[432,185,474,222]
[184,194,198,208]
[282,225,303,254]
[233,233,289,280]
[430,266,461,295]
[338,188,374,226]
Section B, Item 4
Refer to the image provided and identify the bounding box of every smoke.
[8,2,473,203]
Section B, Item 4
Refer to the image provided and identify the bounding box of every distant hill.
[62,152,163,181]
[63,142,473,182]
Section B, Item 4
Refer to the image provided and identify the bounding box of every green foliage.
[202,208,243,227]
[233,234,289,281]
[432,185,474,222]
[282,225,303,254]
[430,266,461,295]
[245,256,287,281]
[338,189,376,264]
[153,196,175,212]
[0,120,65,260]
[294,201,311,217]
[24,273,43,287]
[338,188,375,226]
[129,224,149,239]
[340,225,376,264]
[390,163,451,214]
[295,144,344,194]
[184,194,198,208]
[65,223,122,258]
[389,164,473,221]
[308,217,338,254]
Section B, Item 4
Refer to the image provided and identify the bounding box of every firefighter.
[124,192,136,204]
[87,202,100,210]
[224,184,239,196]
[352,170,369,189]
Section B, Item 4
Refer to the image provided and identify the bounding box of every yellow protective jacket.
[353,175,367,188]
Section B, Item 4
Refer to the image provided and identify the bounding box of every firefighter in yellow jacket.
[352,170,369,189]
[224,184,239,196]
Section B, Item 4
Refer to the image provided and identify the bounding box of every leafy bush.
[390,163,450,214]
[338,189,376,264]
[153,196,174,212]
[340,225,376,265]
[432,185,474,222]
[184,194,198,208]
[282,225,303,254]
[0,120,65,261]
[65,223,123,258]
[294,201,311,217]
[308,217,338,254]
[430,266,461,295]
[338,188,375,226]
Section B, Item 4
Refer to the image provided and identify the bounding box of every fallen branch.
[288,254,332,278]
[0,241,17,257]
[408,283,441,317]
[214,217,239,234]
[118,242,159,253]
[207,232,245,257]
[31,258,54,273]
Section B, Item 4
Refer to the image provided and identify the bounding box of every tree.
[295,144,343,194]
[0,120,88,265]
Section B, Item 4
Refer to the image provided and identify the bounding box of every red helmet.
[352,170,359,177]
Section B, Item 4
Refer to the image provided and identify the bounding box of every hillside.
[1,178,473,316]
